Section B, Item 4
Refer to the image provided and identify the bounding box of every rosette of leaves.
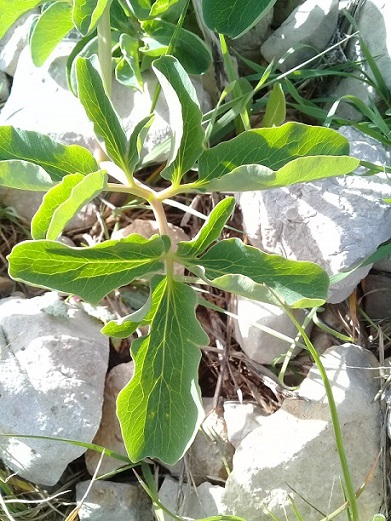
[0,52,359,464]
[0,0,211,91]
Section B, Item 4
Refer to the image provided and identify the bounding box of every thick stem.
[97,3,113,96]
[150,199,174,277]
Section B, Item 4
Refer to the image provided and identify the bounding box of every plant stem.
[97,2,113,96]
[150,0,191,113]
[149,199,174,277]
[281,303,360,521]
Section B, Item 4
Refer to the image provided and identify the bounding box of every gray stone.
[85,362,134,476]
[233,297,311,364]
[159,476,224,520]
[237,126,391,303]
[0,292,109,486]
[261,0,339,71]
[222,344,382,520]
[223,401,268,448]
[76,481,153,521]
[0,11,39,76]
[0,71,10,105]
[272,0,306,28]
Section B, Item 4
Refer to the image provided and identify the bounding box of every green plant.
[0,1,377,519]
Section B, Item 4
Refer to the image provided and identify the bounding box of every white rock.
[0,292,109,486]
[222,344,382,520]
[159,476,224,520]
[0,11,39,76]
[261,0,339,71]
[223,401,268,448]
[233,297,311,364]
[76,480,153,521]
[272,0,306,28]
[0,41,210,161]
[85,362,134,476]
[237,126,391,303]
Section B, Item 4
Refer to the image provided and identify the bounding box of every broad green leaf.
[123,0,151,20]
[176,197,235,258]
[115,34,143,91]
[263,83,286,128]
[149,0,180,17]
[101,289,153,337]
[0,126,98,181]
[72,0,111,35]
[32,170,107,240]
[127,115,154,172]
[202,0,277,39]
[117,275,209,463]
[203,156,360,192]
[197,122,352,184]
[152,55,205,185]
[186,238,329,307]
[0,160,55,191]
[32,173,84,239]
[8,235,168,305]
[142,20,212,75]
[0,0,45,39]
[29,2,74,66]
[76,57,129,172]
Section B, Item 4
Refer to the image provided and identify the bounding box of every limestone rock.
[0,292,109,486]
[0,71,10,106]
[76,481,153,521]
[159,476,224,520]
[272,0,306,28]
[261,0,339,71]
[233,297,311,364]
[85,362,134,476]
[222,344,382,520]
[0,11,39,76]
[237,126,391,303]
[223,401,268,448]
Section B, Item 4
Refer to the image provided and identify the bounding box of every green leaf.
[127,115,155,172]
[8,235,168,305]
[0,160,55,191]
[202,156,360,192]
[101,290,153,338]
[176,197,235,258]
[149,0,180,17]
[187,238,329,307]
[29,2,74,66]
[72,0,111,35]
[115,34,144,91]
[31,170,107,240]
[197,122,352,184]
[263,83,286,128]
[202,0,277,38]
[124,0,151,20]
[142,20,212,75]
[152,55,205,185]
[75,57,129,172]
[0,0,45,39]
[0,126,98,181]
[117,275,209,463]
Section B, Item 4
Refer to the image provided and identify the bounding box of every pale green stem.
[97,3,113,97]
[280,301,360,521]
[149,199,174,277]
